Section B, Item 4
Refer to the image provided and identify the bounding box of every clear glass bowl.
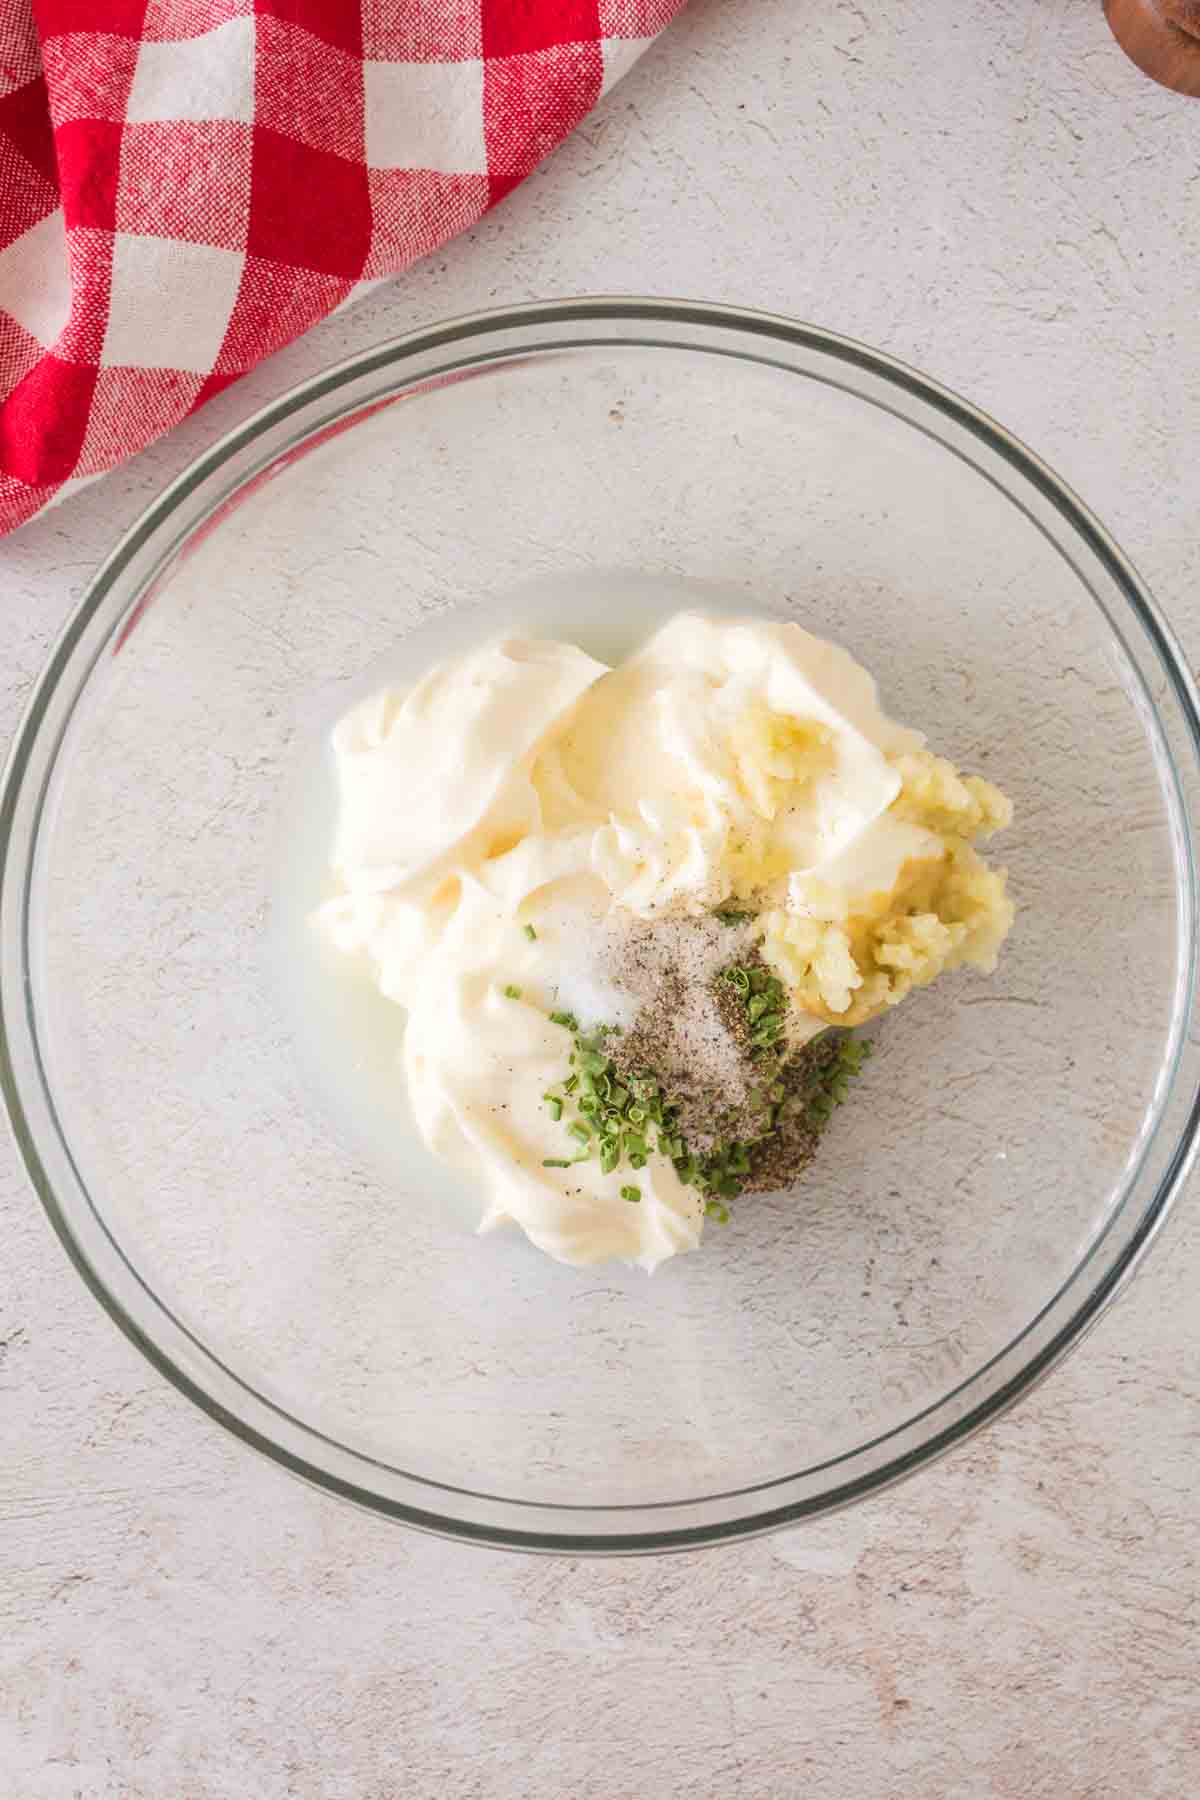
[3,300,1198,1553]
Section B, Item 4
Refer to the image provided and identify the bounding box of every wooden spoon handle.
[1106,0,1200,94]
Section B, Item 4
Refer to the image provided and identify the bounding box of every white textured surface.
[2,2,1199,1794]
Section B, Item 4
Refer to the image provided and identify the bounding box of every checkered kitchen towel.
[0,1,685,537]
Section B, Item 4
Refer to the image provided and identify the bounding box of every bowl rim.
[4,295,1199,1554]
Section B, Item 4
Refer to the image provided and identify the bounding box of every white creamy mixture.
[317,614,1013,1269]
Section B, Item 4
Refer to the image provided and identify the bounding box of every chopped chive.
[542,1158,571,1168]
[524,923,537,941]
[538,995,864,1213]
[502,984,522,1000]
[620,1185,642,1203]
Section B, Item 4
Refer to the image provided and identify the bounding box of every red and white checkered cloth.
[0,1,685,537]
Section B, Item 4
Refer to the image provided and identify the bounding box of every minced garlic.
[756,732,1014,1030]
[761,837,1013,1027]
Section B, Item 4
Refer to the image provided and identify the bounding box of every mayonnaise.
[316,615,1013,1267]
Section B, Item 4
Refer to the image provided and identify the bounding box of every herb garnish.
[538,979,872,1223]
[806,1035,872,1126]
[721,962,787,1051]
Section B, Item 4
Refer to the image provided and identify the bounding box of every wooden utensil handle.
[1106,0,1200,94]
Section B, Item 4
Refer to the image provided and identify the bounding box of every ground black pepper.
[604,924,864,1195]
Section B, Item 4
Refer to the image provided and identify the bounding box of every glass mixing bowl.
[3,300,1198,1552]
